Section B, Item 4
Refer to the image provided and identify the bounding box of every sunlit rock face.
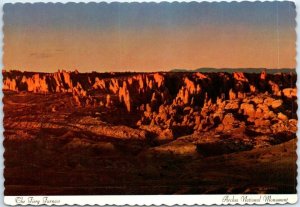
[3,70,297,142]
[3,78,17,91]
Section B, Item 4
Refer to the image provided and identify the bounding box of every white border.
[3,195,299,205]
[0,0,299,206]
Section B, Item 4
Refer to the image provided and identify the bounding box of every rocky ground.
[3,70,297,195]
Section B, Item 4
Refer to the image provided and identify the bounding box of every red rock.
[240,103,255,117]
[176,87,190,105]
[106,94,111,108]
[184,77,196,94]
[260,70,267,80]
[195,72,209,80]
[252,97,263,104]
[62,70,73,89]
[118,81,131,112]
[254,119,270,127]
[229,89,236,100]
[268,80,281,96]
[278,112,288,121]
[3,78,18,91]
[271,100,283,109]
[255,108,264,118]
[73,95,81,106]
[21,74,48,93]
[93,77,106,89]
[283,88,297,99]
[146,104,152,113]
[109,79,119,94]
[153,73,164,88]
[73,82,87,97]
[233,72,248,82]
[250,84,256,93]
[222,113,235,130]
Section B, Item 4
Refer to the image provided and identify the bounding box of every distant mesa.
[169,68,296,74]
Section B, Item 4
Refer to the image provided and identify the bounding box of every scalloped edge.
[1,1,298,206]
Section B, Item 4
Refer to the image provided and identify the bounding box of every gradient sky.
[3,2,296,72]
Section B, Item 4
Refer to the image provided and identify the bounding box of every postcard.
[2,1,297,205]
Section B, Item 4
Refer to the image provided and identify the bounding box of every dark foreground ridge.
[3,70,297,195]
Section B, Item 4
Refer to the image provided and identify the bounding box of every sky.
[3,2,296,72]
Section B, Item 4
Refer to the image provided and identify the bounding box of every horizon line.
[2,67,296,73]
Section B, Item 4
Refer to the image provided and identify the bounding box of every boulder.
[283,88,297,99]
[278,112,288,121]
[254,119,271,127]
[271,100,283,109]
[225,101,239,111]
[222,113,235,130]
[240,103,255,117]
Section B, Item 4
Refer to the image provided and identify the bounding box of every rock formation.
[119,81,131,112]
[3,78,18,91]
[93,77,106,90]
[3,70,297,142]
